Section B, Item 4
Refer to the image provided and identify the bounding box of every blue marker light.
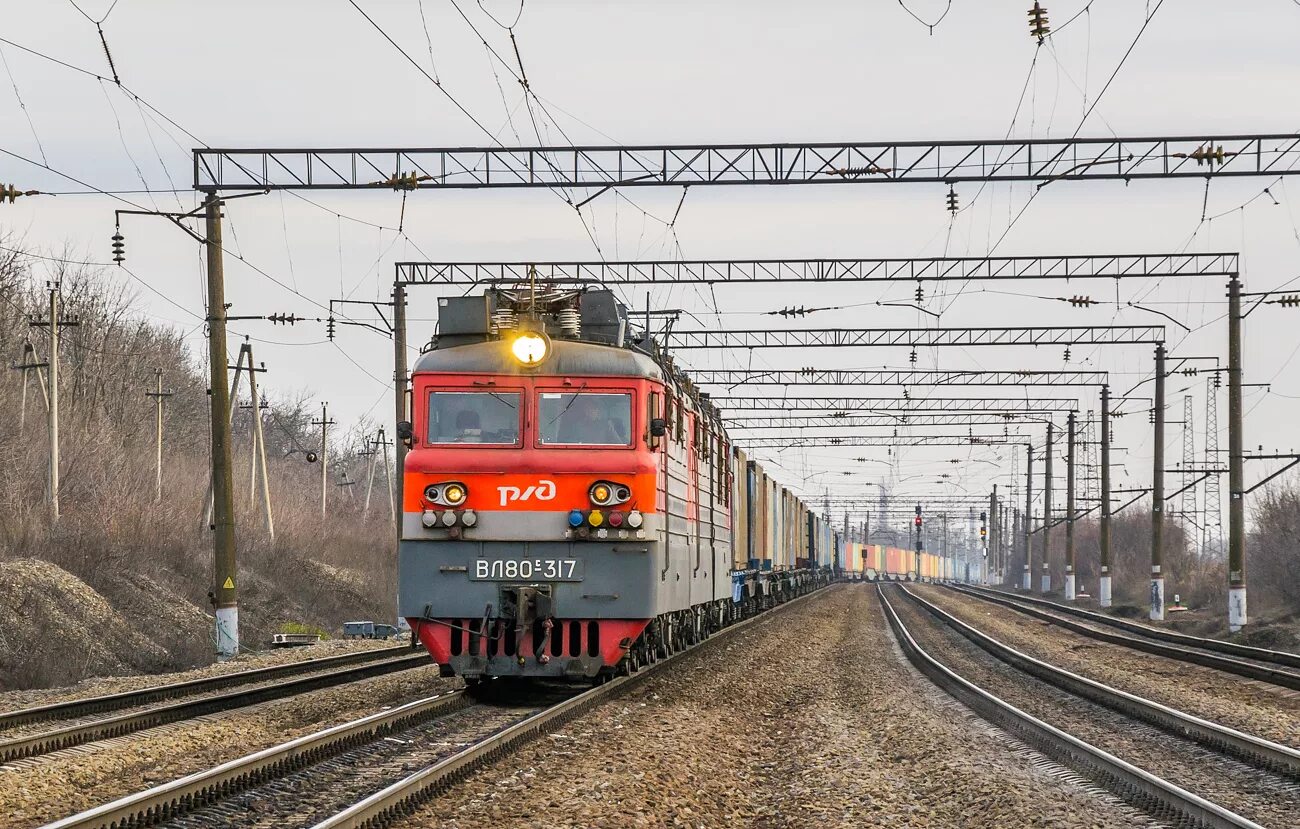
[568,509,584,528]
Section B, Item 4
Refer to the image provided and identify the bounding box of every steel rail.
[40,691,472,829]
[876,585,1263,829]
[310,583,834,829]
[950,585,1300,688]
[957,585,1300,671]
[0,652,430,763]
[0,646,410,730]
[898,585,1300,779]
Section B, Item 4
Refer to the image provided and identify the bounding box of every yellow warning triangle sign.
[222,577,235,590]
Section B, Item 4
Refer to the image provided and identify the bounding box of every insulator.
[1276,294,1300,307]
[909,348,918,365]
[1028,2,1050,41]
[111,231,125,265]
[946,185,958,213]
[1213,373,1223,389]
[556,306,581,338]
[915,284,925,303]
[1063,346,1071,362]
[491,308,518,334]
[326,316,336,340]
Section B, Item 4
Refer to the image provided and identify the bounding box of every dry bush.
[0,237,397,689]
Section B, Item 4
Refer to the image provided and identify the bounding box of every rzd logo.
[498,479,557,507]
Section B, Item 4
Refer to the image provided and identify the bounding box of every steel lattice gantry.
[665,326,1164,350]
[728,414,1051,429]
[735,434,1026,449]
[716,397,1078,413]
[393,254,1237,285]
[727,413,1054,429]
[194,135,1300,190]
[695,369,1109,387]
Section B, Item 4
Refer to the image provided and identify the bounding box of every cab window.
[537,392,633,446]
[426,391,521,445]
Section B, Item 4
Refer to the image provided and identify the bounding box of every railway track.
[948,584,1300,690]
[0,650,429,765]
[883,583,1295,828]
[43,583,832,829]
[0,647,411,730]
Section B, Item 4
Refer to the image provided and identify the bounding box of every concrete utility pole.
[29,283,78,522]
[313,402,335,519]
[1150,342,1167,621]
[393,283,409,539]
[1023,444,1033,590]
[205,192,239,660]
[1065,411,1077,600]
[1042,423,1054,594]
[1227,276,1247,631]
[1099,384,1113,607]
[145,370,173,504]
[243,342,274,538]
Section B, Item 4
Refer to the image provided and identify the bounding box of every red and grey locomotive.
[398,286,828,681]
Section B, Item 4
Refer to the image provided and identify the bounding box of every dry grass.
[0,241,396,690]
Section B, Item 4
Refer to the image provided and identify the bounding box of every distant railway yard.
[0,582,1294,828]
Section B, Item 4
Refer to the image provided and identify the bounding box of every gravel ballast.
[396,585,1141,828]
[892,586,1300,828]
[914,584,1300,748]
[0,638,400,715]
[0,665,453,828]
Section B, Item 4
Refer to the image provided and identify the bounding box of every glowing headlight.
[510,332,550,366]
[442,483,467,506]
[589,481,631,506]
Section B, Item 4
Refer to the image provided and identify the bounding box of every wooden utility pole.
[29,283,78,522]
[11,339,49,438]
[145,369,173,504]
[205,192,239,660]
[312,402,335,519]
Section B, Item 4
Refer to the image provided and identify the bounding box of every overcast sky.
[3,0,1300,530]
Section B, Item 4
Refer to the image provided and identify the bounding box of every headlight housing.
[510,331,550,366]
[589,480,631,507]
[424,482,468,507]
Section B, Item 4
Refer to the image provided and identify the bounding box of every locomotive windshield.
[537,392,632,446]
[427,391,521,445]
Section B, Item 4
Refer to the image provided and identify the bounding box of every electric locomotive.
[398,286,746,681]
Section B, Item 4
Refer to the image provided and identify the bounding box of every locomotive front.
[398,289,667,681]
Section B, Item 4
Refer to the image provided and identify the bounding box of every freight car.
[839,542,949,582]
[397,287,834,682]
